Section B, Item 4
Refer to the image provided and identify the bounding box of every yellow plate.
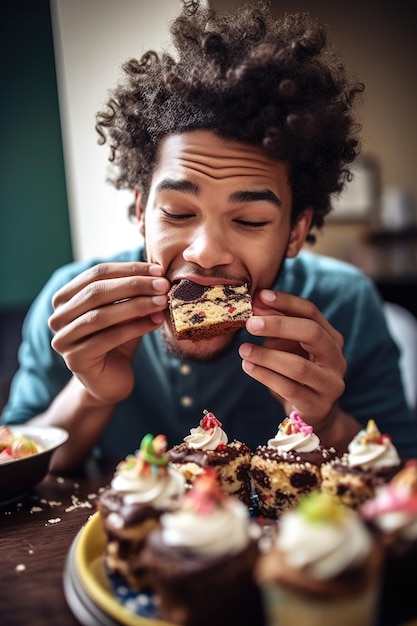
[75,511,173,626]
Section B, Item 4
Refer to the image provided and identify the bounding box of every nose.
[182,224,234,268]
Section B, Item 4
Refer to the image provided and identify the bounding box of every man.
[2,0,416,470]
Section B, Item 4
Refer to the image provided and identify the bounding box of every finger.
[50,291,167,340]
[52,262,165,308]
[49,275,170,331]
[239,343,345,396]
[255,290,344,349]
[51,309,163,361]
[247,315,345,366]
[240,356,344,421]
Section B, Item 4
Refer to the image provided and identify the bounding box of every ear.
[286,208,314,258]
[134,189,146,237]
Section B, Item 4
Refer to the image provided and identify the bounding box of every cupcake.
[96,433,186,590]
[167,409,253,506]
[321,419,403,509]
[255,491,382,626]
[362,459,417,626]
[144,468,264,626]
[250,411,338,518]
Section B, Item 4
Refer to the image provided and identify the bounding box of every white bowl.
[0,425,69,502]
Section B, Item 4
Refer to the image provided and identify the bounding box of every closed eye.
[161,209,192,220]
[161,209,269,228]
[234,219,269,229]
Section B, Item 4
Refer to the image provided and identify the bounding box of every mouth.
[169,276,250,289]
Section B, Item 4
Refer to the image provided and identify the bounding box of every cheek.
[252,262,280,290]
[247,240,287,290]
[144,221,180,267]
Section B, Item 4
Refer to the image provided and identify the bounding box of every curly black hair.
[96,0,364,243]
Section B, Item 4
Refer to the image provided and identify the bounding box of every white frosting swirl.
[276,506,372,580]
[268,429,320,453]
[348,431,400,470]
[111,466,186,509]
[372,509,417,540]
[184,425,228,450]
[160,497,250,556]
[348,441,400,470]
[362,462,417,540]
[267,411,320,453]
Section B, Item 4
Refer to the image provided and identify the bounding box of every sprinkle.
[355,419,390,446]
[46,518,61,524]
[15,564,26,572]
[200,409,222,431]
[279,411,313,436]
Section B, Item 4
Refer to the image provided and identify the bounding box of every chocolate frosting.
[168,440,251,467]
[98,489,162,526]
[255,444,337,466]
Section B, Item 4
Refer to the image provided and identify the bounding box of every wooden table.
[0,458,115,626]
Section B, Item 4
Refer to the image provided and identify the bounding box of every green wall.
[0,0,73,309]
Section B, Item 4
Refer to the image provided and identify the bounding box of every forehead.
[151,130,291,198]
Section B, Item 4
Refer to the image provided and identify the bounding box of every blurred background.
[1,0,416,402]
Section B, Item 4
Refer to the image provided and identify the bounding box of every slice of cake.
[96,433,186,590]
[167,409,253,506]
[168,279,252,340]
[144,468,265,626]
[250,411,338,518]
[321,419,403,510]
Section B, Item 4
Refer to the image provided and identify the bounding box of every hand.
[48,262,170,404]
[238,288,347,431]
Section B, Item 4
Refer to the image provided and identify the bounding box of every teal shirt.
[2,246,417,458]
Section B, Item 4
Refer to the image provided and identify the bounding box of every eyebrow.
[229,189,282,209]
[155,178,282,209]
[155,178,199,195]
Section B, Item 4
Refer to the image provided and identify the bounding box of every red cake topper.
[200,409,222,432]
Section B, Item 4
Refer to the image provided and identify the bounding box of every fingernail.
[152,295,167,306]
[242,360,254,372]
[239,343,252,358]
[151,312,164,324]
[149,264,163,277]
[260,289,276,303]
[248,317,264,332]
[152,278,168,292]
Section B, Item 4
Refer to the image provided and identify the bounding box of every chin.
[159,324,236,361]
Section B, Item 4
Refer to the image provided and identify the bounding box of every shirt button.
[180,396,193,407]
[179,363,191,375]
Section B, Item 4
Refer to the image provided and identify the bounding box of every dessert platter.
[63,511,172,626]
[63,414,417,626]
[63,425,265,626]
